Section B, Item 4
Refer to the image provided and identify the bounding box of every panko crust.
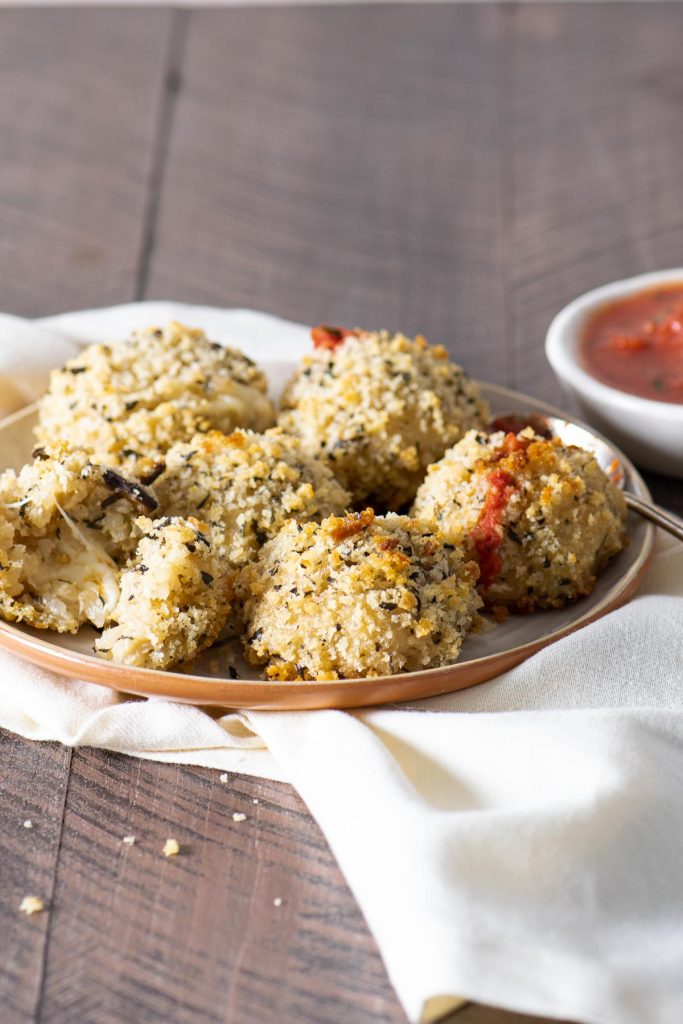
[412,428,628,611]
[154,428,351,568]
[36,321,275,478]
[278,329,488,509]
[0,445,157,633]
[95,516,231,670]
[238,509,481,680]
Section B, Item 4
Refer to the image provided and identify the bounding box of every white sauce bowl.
[545,269,683,479]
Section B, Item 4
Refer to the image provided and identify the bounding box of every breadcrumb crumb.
[273,897,283,907]
[23,820,33,829]
[19,896,44,915]
[122,835,136,846]
[232,812,247,823]
[163,838,180,857]
[219,773,228,784]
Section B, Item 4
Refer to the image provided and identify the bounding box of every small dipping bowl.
[545,268,683,478]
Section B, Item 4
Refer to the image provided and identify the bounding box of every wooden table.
[1,6,681,1023]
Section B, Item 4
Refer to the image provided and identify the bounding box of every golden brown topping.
[225,430,247,448]
[377,536,400,551]
[327,508,375,541]
[491,604,509,623]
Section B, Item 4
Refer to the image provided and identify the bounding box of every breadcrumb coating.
[278,329,488,508]
[238,509,481,680]
[412,428,628,611]
[95,516,231,669]
[155,428,351,568]
[36,321,275,478]
[0,446,156,633]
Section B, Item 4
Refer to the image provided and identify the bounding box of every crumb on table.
[19,895,44,915]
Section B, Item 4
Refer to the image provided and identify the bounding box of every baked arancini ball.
[0,445,157,633]
[238,509,481,680]
[278,327,488,509]
[36,321,275,480]
[412,428,627,611]
[95,516,231,670]
[154,428,351,568]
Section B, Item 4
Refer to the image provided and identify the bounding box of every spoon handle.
[625,493,683,542]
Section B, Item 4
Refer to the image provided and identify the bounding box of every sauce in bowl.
[580,283,683,404]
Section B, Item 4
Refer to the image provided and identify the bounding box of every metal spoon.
[491,414,683,542]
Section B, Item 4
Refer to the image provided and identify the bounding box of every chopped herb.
[102,468,158,511]
[139,463,165,486]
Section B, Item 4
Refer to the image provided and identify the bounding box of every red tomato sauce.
[580,283,683,403]
[311,325,360,351]
[469,466,518,590]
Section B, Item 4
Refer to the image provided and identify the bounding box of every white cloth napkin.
[1,304,682,1024]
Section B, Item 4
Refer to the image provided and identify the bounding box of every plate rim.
[0,382,655,710]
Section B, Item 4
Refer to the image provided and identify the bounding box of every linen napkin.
[1,304,682,1024]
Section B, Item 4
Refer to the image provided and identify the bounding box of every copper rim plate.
[0,306,655,709]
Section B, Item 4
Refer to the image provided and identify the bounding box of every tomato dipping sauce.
[580,283,683,404]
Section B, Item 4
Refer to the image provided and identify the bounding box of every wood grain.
[506,3,683,407]
[144,5,509,385]
[37,747,403,1024]
[0,9,172,317]
[0,735,71,1023]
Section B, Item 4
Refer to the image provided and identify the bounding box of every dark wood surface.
[0,6,681,1024]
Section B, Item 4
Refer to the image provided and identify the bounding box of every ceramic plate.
[0,304,654,709]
